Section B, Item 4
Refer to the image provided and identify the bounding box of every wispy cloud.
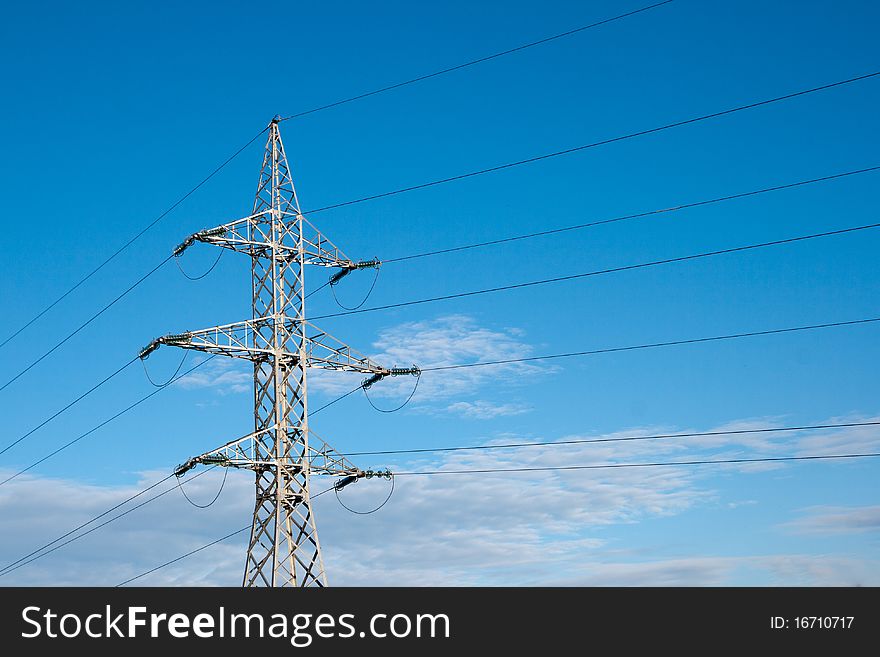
[309,315,547,409]
[2,415,877,586]
[782,505,880,536]
[0,468,249,586]
[441,400,531,420]
[174,358,250,395]
[550,554,880,586]
[176,316,545,417]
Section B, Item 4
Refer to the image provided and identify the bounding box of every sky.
[0,0,879,586]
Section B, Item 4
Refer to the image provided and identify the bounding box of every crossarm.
[173,427,365,478]
[171,211,363,269]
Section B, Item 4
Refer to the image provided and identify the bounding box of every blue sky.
[0,0,879,585]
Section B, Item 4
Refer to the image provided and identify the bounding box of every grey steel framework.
[141,118,417,587]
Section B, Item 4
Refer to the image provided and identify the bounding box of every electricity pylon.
[140,117,417,587]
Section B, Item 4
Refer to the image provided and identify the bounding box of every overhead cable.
[381,165,880,264]
[279,1,676,122]
[393,452,880,476]
[313,220,880,321]
[305,71,880,215]
[0,129,267,354]
[348,420,880,456]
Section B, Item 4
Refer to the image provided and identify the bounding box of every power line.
[8,70,877,398]
[348,420,880,456]
[311,385,363,414]
[381,165,880,264]
[393,452,880,476]
[114,450,879,585]
[115,486,336,587]
[0,2,671,369]
[313,220,880,320]
[278,1,676,122]
[0,468,215,579]
[305,71,880,215]
[176,467,228,509]
[418,316,880,372]
[0,356,214,489]
[0,472,176,576]
[10,74,875,388]
[305,280,332,300]
[0,356,139,457]
[9,318,870,572]
[0,172,868,500]
[115,525,250,587]
[8,67,877,582]
[173,320,878,436]
[0,254,175,395]
[0,4,672,368]
[0,129,267,354]
[0,385,362,578]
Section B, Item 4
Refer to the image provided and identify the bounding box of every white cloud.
[1,415,877,586]
[0,439,700,586]
[749,554,880,586]
[308,315,546,409]
[585,414,880,472]
[727,500,758,509]
[0,467,253,586]
[172,316,544,419]
[174,358,251,394]
[551,555,880,586]
[792,418,880,456]
[441,400,531,419]
[782,505,880,536]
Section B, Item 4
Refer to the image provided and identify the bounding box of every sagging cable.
[329,259,382,310]
[361,366,421,413]
[176,467,229,509]
[140,350,188,388]
[175,249,224,280]
[334,469,395,515]
[173,227,227,279]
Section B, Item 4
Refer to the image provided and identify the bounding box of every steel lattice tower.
[140,118,416,587]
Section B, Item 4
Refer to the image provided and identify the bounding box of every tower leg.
[242,462,325,587]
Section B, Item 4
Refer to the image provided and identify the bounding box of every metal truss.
[143,319,390,374]
[143,118,417,587]
[175,211,355,267]
[173,426,361,478]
